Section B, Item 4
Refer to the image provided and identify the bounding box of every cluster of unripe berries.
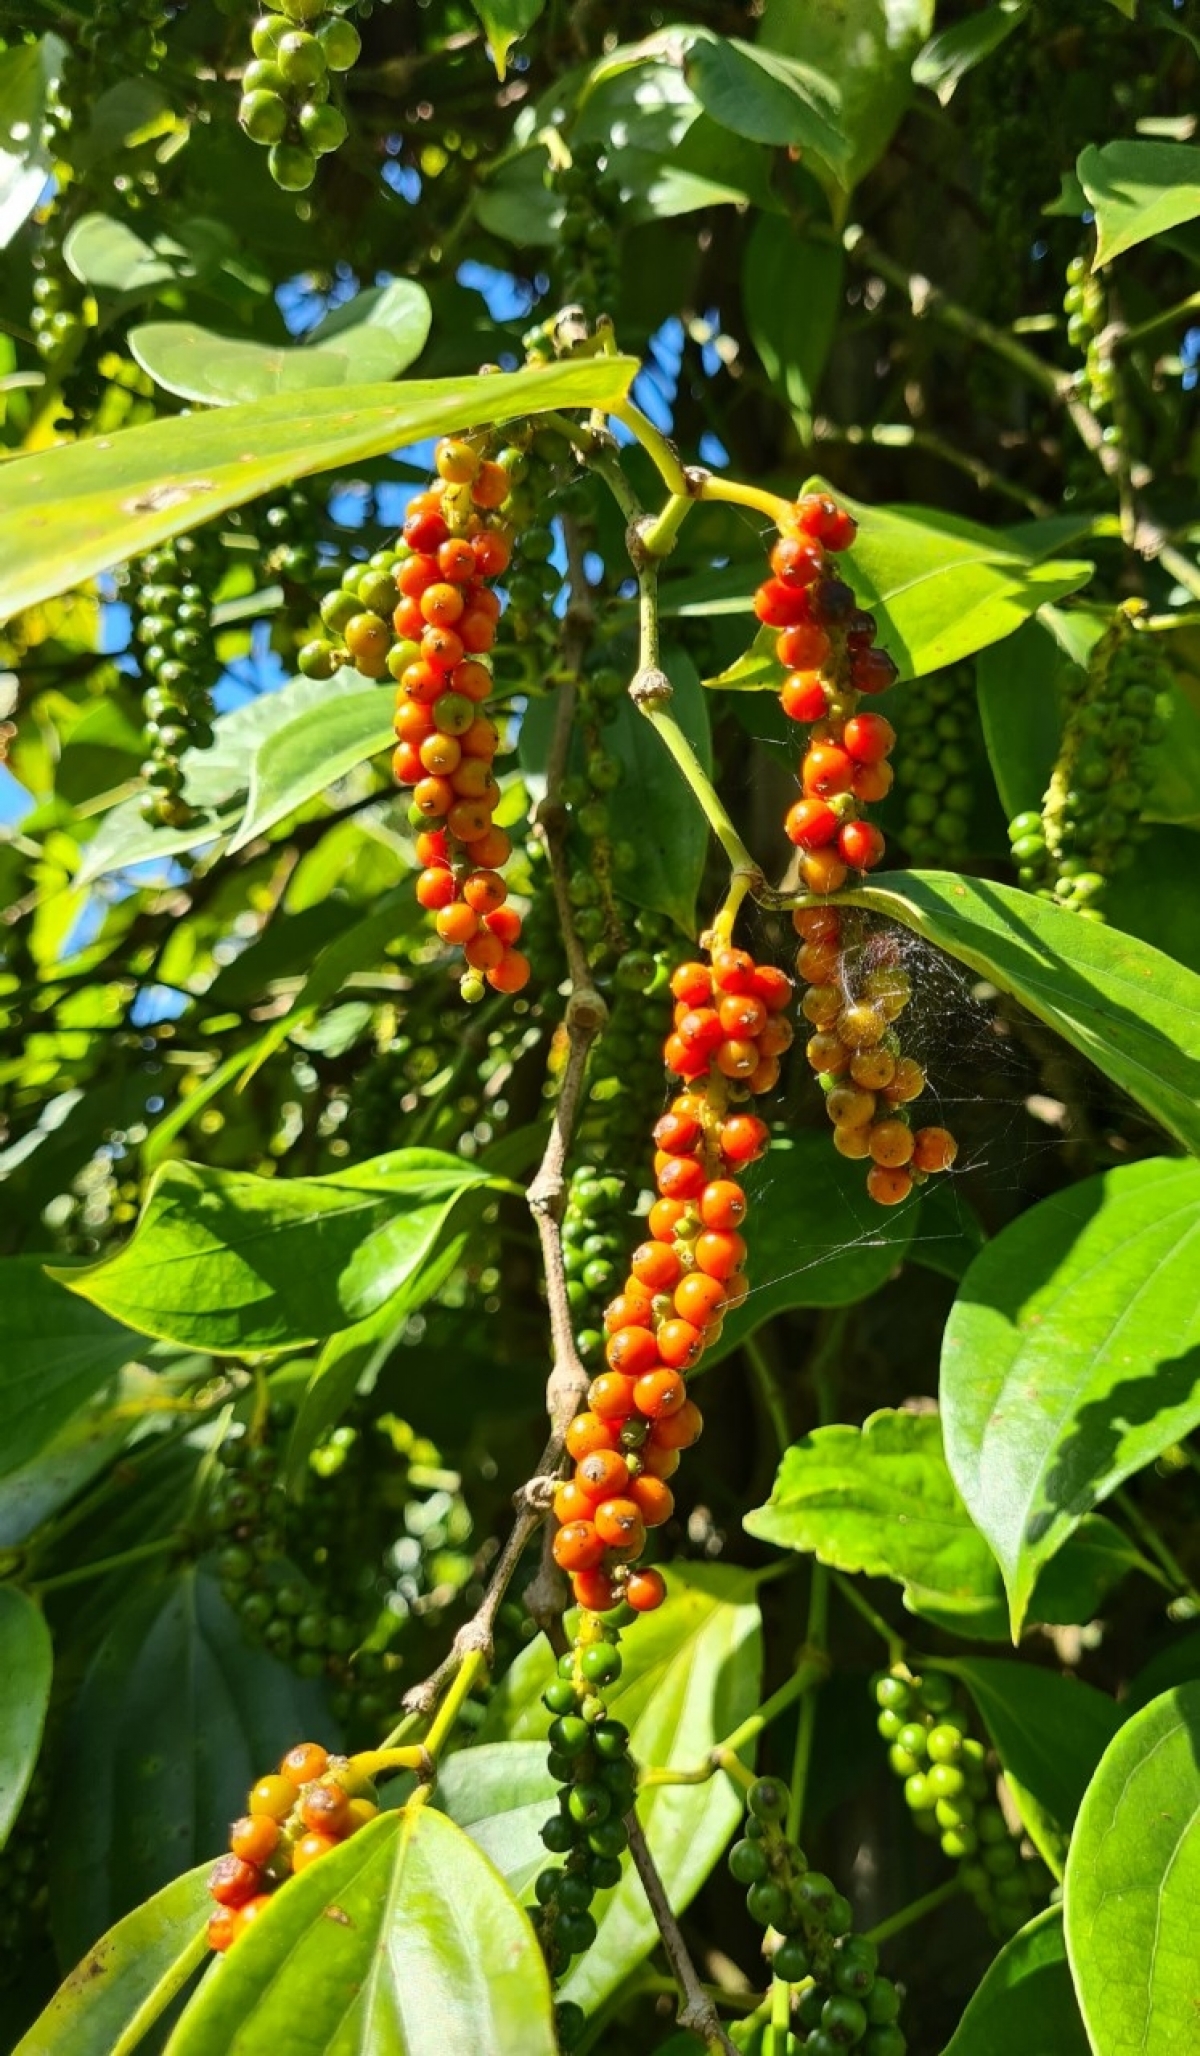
[304,435,529,1001]
[755,494,898,891]
[1007,606,1166,919]
[897,667,978,865]
[796,906,957,1207]
[553,950,784,1613]
[728,1776,906,2054]
[239,4,360,191]
[874,1669,1040,1939]
[533,1607,636,2040]
[127,537,218,827]
[206,1740,379,1951]
[1063,251,1116,417]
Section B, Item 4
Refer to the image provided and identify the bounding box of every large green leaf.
[63,213,240,308]
[225,691,395,856]
[761,0,934,196]
[743,1411,1147,1641]
[469,0,547,77]
[706,1137,916,1363]
[682,31,848,170]
[1064,1684,1200,2056]
[0,1589,53,1852]
[479,1563,763,2012]
[14,1862,211,2056]
[940,1908,1088,2056]
[0,356,639,623]
[1078,140,1200,267]
[940,1657,1121,1877]
[0,1257,145,1479]
[56,1151,496,1354]
[743,216,843,439]
[849,871,1200,1155]
[941,1159,1200,1634]
[608,648,712,932]
[165,1807,557,2056]
[239,887,424,1079]
[49,1568,331,1959]
[0,36,66,249]
[912,3,1029,107]
[130,284,432,406]
[433,1742,557,1899]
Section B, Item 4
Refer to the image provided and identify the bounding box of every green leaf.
[14,1862,210,2056]
[166,1807,557,2056]
[238,887,423,1080]
[227,690,395,854]
[77,667,378,884]
[0,1590,53,1852]
[606,647,712,932]
[0,1414,127,1550]
[63,213,240,307]
[0,36,67,249]
[850,871,1200,1156]
[469,0,547,78]
[705,1137,916,1364]
[0,1257,144,1479]
[939,1657,1121,1876]
[130,285,432,406]
[56,1151,496,1354]
[941,1158,1200,1635]
[940,1908,1089,2056]
[743,216,843,438]
[743,1411,1145,1642]
[1064,1684,1200,2056]
[0,356,639,622]
[761,0,935,196]
[912,3,1029,107]
[479,1564,763,2012]
[683,32,849,169]
[431,1741,558,1899]
[1078,139,1200,266]
[50,1568,332,1959]
[1125,1630,1200,1715]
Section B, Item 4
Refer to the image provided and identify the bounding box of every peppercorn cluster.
[1063,249,1115,416]
[757,494,899,891]
[127,535,220,828]
[797,906,958,1207]
[239,6,358,191]
[553,947,790,1614]
[533,1605,637,2044]
[303,434,529,1001]
[896,666,979,866]
[728,1774,907,2054]
[874,1668,1042,1939]
[206,1740,379,1951]
[1007,604,1167,919]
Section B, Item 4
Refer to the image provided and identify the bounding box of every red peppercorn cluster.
[205,1740,379,1952]
[795,904,959,1206]
[753,493,899,894]
[553,947,791,1614]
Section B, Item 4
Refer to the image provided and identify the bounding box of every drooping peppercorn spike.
[302,434,529,1002]
[728,1774,909,2055]
[755,491,899,892]
[873,1666,1046,1940]
[553,947,792,1615]
[205,1739,380,1951]
[795,904,958,1208]
[239,8,359,193]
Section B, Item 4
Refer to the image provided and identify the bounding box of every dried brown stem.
[626,1814,740,2054]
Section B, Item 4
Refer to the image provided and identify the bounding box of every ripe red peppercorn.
[770,535,825,587]
[843,712,896,764]
[626,1567,667,1612]
[552,1520,606,1572]
[803,744,855,799]
[755,578,814,628]
[785,796,839,850]
[781,671,830,723]
[838,819,886,871]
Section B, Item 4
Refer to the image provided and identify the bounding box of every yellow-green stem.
[637,696,760,880]
[786,1567,829,1846]
[611,398,689,494]
[864,1875,963,1945]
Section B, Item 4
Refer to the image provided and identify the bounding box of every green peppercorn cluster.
[533,1606,637,2041]
[563,1165,633,1372]
[542,152,621,321]
[127,534,222,826]
[874,1668,1042,1938]
[898,667,978,865]
[728,1776,906,2055]
[301,543,400,681]
[1007,605,1167,918]
[494,428,575,644]
[81,0,169,73]
[28,231,88,368]
[240,4,360,192]
[210,1402,469,1738]
[0,1776,51,1980]
[1063,250,1115,415]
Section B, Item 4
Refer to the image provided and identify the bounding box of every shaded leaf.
[1064,1684,1200,2056]
[912,3,1030,107]
[57,1151,496,1354]
[130,284,432,405]
[0,1590,53,1851]
[469,0,548,78]
[0,1257,144,1479]
[683,31,848,167]
[165,1807,557,2056]
[940,1908,1088,2056]
[743,216,843,437]
[63,214,239,306]
[942,1158,1200,1634]
[606,647,712,933]
[1078,139,1200,266]
[762,0,934,195]
[0,356,639,622]
[14,1862,210,2056]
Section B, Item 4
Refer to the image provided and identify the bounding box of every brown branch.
[626,1814,740,2055]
